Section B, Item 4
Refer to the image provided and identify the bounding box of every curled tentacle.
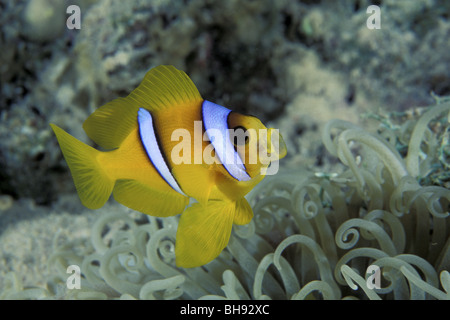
[335,218,397,256]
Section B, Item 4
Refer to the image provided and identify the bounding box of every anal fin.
[113,179,189,217]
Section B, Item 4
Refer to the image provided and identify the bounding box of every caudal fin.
[50,124,114,209]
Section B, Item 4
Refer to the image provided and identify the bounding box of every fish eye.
[231,126,249,146]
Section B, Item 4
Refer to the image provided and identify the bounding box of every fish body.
[51,65,286,268]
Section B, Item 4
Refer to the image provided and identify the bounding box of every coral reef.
[2,101,448,300]
[2,0,450,204]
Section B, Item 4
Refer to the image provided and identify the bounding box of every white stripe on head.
[202,100,251,181]
[138,108,187,196]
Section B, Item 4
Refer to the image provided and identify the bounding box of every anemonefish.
[50,65,287,268]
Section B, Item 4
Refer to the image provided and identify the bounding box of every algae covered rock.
[21,0,66,42]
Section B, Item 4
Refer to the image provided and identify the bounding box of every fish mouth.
[266,128,287,160]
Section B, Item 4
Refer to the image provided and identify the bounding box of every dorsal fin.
[83,65,203,150]
[128,65,202,112]
[83,97,138,150]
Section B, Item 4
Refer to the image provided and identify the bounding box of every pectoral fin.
[171,164,213,206]
[233,198,253,225]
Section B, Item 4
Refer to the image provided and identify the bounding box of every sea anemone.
[2,101,449,300]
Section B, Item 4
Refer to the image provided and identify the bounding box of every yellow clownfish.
[50,65,287,268]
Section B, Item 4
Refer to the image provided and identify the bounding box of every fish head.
[227,112,287,178]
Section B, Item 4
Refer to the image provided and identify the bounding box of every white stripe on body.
[138,108,187,196]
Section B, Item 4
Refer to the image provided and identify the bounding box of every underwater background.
[0,0,449,299]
